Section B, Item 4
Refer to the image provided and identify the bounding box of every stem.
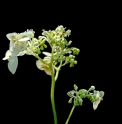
[50,49,58,124]
[55,60,62,81]
[34,53,48,65]
[55,68,59,82]
[65,106,75,124]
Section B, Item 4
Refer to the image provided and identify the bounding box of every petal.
[17,32,27,39]
[43,57,51,64]
[36,60,45,70]
[17,50,26,56]
[25,29,35,38]
[42,52,52,57]
[8,56,18,74]
[18,37,30,42]
[11,49,21,56]
[9,41,14,51]
[44,69,51,75]
[2,50,12,60]
[14,41,27,51]
[93,99,101,110]
[6,33,18,42]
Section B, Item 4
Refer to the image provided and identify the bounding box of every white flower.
[24,29,35,38]
[6,33,18,42]
[36,60,51,75]
[36,52,54,76]
[6,32,30,55]
[3,32,31,74]
[93,91,104,110]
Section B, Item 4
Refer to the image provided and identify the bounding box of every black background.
[1,1,115,124]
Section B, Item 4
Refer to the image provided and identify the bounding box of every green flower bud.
[79,89,88,98]
[66,30,71,37]
[89,86,95,91]
[74,84,78,91]
[74,60,77,64]
[68,98,72,104]
[34,49,41,54]
[70,63,74,67]
[40,46,44,50]
[78,96,83,106]
[72,48,80,55]
[43,44,47,48]
[70,59,74,63]
[42,30,48,36]
[68,40,72,46]
[74,98,79,106]
[67,90,75,97]
[69,55,73,59]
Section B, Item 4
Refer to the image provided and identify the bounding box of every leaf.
[8,56,18,74]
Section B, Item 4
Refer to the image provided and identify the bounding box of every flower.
[93,91,104,110]
[36,52,54,75]
[3,32,31,74]
[36,60,51,75]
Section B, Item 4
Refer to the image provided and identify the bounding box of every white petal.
[17,50,26,56]
[42,52,52,57]
[2,50,12,60]
[36,60,45,70]
[45,69,51,75]
[25,29,35,38]
[93,99,100,110]
[6,33,17,41]
[9,41,14,51]
[43,57,51,64]
[18,37,30,42]
[36,60,51,76]
[8,56,18,74]
[11,49,21,56]
[14,41,27,51]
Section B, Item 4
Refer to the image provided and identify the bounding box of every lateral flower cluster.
[67,84,104,110]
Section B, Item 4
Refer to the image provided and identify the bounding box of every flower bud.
[74,84,78,91]
[68,98,72,104]
[89,86,95,91]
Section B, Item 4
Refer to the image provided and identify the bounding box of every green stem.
[50,49,58,124]
[34,53,48,65]
[55,60,62,81]
[65,106,75,124]
[55,68,60,82]
[51,74,57,124]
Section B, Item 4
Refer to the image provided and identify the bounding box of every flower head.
[3,31,32,74]
[36,52,53,75]
[36,60,51,75]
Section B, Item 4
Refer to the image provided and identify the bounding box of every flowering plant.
[3,26,104,124]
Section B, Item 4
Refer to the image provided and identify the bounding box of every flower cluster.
[3,26,80,75]
[67,84,104,110]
